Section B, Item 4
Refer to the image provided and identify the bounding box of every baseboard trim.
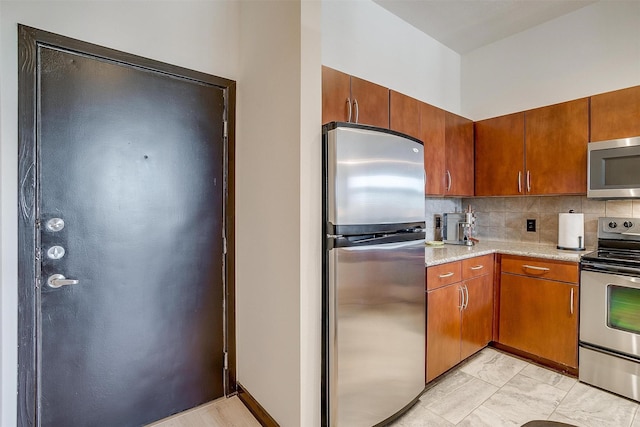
[236,383,279,427]
[491,342,579,377]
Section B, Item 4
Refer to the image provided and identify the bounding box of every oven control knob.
[624,221,633,228]
[609,221,617,229]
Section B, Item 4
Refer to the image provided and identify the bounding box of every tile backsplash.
[424,198,462,241]
[425,196,640,248]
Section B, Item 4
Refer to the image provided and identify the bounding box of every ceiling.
[373,0,599,54]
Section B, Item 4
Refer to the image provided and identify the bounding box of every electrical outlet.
[526,219,536,232]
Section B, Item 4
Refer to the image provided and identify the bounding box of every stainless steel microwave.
[588,136,640,198]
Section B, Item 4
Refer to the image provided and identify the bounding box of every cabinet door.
[421,102,446,195]
[322,66,351,124]
[499,273,578,368]
[390,91,420,140]
[525,99,588,195]
[445,112,474,196]
[350,76,389,128]
[426,284,462,382]
[461,274,493,360]
[475,113,525,196]
[591,85,640,142]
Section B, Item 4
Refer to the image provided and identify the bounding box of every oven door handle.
[581,262,640,280]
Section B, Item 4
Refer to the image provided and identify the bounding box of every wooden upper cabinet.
[322,66,389,128]
[591,85,640,142]
[525,98,589,195]
[421,102,446,195]
[390,91,420,140]
[322,66,351,124]
[350,76,389,128]
[475,113,525,196]
[445,112,474,197]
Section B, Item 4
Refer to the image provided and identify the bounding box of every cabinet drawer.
[462,254,494,280]
[427,261,462,290]
[501,255,578,284]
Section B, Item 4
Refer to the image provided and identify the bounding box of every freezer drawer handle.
[439,272,455,278]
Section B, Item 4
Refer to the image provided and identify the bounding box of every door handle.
[47,274,80,288]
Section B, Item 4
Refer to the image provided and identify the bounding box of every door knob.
[47,274,80,288]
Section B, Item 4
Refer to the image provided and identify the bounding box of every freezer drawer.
[326,239,425,427]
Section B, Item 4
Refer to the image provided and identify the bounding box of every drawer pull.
[439,272,455,278]
[470,265,484,270]
[522,264,550,272]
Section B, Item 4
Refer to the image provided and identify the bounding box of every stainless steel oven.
[580,217,640,401]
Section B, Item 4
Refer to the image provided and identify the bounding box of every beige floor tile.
[460,348,527,387]
[549,382,638,427]
[390,401,455,427]
[480,374,567,425]
[421,370,498,424]
[519,364,577,392]
[147,396,260,427]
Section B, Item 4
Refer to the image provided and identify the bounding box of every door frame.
[17,25,236,426]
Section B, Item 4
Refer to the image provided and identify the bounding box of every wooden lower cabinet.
[426,283,462,382]
[461,274,494,360]
[498,256,579,369]
[426,255,494,382]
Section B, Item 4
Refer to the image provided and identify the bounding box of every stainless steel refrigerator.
[322,122,426,427]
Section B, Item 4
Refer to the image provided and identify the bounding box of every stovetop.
[581,217,640,269]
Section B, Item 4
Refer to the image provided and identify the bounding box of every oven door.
[581,269,640,358]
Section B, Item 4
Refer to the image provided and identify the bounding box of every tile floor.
[391,347,640,427]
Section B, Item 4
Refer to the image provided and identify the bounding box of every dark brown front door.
[18,26,235,426]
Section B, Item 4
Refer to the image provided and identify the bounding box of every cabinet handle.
[470,265,484,270]
[439,272,454,278]
[346,97,352,122]
[522,264,550,272]
[526,170,531,192]
[570,288,574,315]
[518,171,522,193]
[353,99,359,123]
[446,170,452,192]
[463,284,469,309]
[458,285,464,311]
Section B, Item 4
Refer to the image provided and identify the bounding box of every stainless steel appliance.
[580,217,640,401]
[588,136,640,198]
[322,122,426,427]
[442,212,475,246]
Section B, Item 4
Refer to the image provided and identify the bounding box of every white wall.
[0,2,240,425]
[322,0,462,114]
[462,1,640,120]
[236,2,303,426]
[299,1,323,426]
[236,0,322,425]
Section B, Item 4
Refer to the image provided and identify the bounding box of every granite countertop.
[425,240,592,266]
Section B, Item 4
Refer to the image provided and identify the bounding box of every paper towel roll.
[558,212,584,250]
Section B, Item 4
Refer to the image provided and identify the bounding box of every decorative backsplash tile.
[457,196,640,248]
[425,196,640,247]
